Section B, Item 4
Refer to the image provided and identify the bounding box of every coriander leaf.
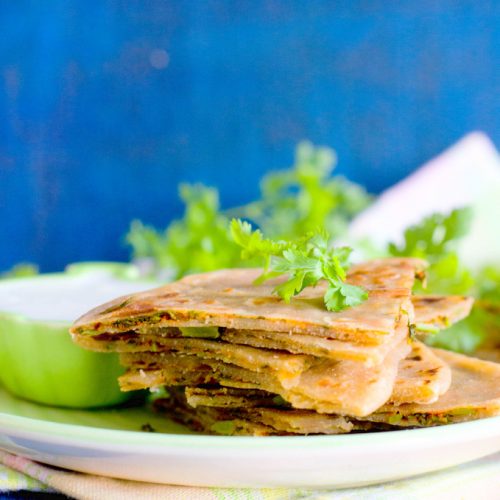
[274,272,307,303]
[0,263,39,279]
[324,280,368,311]
[324,283,344,311]
[388,207,474,296]
[231,218,367,312]
[425,311,487,354]
[338,281,369,307]
[388,207,500,355]
[230,219,288,264]
[389,207,473,258]
[126,184,247,279]
[476,266,500,307]
[230,141,371,241]
[422,253,474,295]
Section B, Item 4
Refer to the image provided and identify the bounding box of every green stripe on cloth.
[0,463,50,492]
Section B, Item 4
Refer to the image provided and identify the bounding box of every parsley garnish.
[230,219,367,312]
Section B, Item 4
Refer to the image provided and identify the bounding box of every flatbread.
[158,346,499,432]
[185,387,279,409]
[73,293,470,369]
[119,338,409,417]
[117,313,411,418]
[369,348,500,426]
[118,337,453,417]
[72,294,470,370]
[179,341,451,409]
[474,343,500,364]
[412,295,474,332]
[218,324,406,367]
[71,258,425,342]
[153,389,364,436]
[378,341,451,405]
[115,336,312,382]
[154,390,278,436]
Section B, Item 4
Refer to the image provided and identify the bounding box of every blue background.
[1,1,499,272]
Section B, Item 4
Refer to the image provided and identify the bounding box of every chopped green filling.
[272,395,288,407]
[179,326,220,339]
[409,324,417,340]
[150,387,171,398]
[448,407,473,417]
[211,420,236,435]
[414,323,440,334]
[388,413,403,425]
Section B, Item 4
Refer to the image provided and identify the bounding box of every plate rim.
[2,408,500,453]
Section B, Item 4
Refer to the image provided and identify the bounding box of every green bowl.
[0,264,157,408]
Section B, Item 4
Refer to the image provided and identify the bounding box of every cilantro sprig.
[126,184,244,279]
[387,206,500,353]
[0,263,39,279]
[230,141,371,240]
[126,142,370,280]
[388,207,473,260]
[388,207,474,295]
[230,219,367,312]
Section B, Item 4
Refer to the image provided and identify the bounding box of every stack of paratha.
[71,258,500,436]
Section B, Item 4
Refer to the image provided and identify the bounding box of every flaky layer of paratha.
[153,389,368,436]
[119,340,409,417]
[370,349,500,426]
[117,313,410,417]
[391,341,451,405]
[154,389,279,436]
[118,339,452,417]
[147,346,499,435]
[474,345,500,364]
[412,295,473,332]
[71,258,426,342]
[171,348,498,433]
[117,336,313,382]
[185,387,279,409]
[178,341,450,409]
[72,294,471,368]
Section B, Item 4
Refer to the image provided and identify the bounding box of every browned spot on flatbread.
[253,297,282,305]
[71,258,428,341]
[100,298,133,315]
[419,297,444,304]
[408,355,423,362]
[419,367,440,376]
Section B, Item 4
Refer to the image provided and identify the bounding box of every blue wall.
[1,1,499,271]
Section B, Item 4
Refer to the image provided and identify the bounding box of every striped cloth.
[1,450,499,500]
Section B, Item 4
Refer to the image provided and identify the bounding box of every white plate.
[1,386,499,488]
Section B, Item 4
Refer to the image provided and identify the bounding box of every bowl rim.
[0,264,154,324]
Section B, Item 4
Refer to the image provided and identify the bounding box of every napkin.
[1,450,499,500]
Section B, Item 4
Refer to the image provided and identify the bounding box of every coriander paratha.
[370,348,500,426]
[71,258,426,342]
[154,388,366,436]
